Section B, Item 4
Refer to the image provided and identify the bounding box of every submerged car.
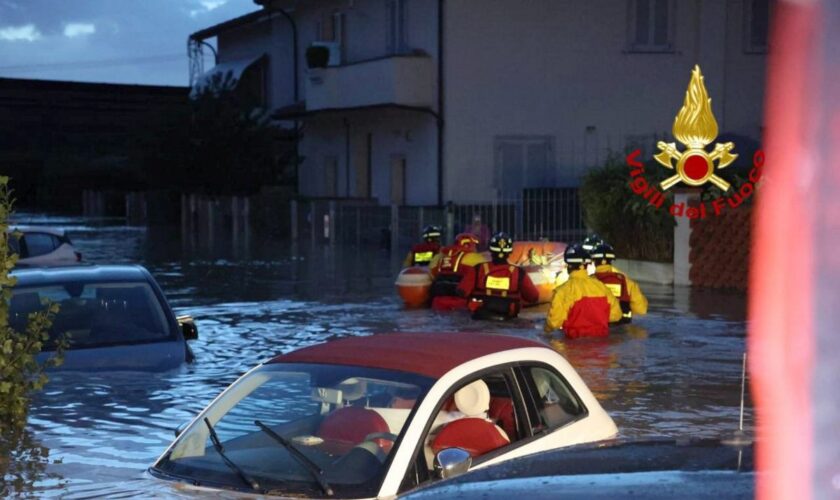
[402,438,755,499]
[150,332,617,498]
[8,226,82,266]
[10,264,197,370]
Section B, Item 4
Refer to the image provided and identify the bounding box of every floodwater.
[3,214,752,498]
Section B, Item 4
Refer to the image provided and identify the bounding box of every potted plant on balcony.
[306,45,330,69]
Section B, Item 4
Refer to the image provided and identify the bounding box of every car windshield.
[9,280,172,349]
[154,363,433,498]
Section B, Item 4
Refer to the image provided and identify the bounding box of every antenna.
[739,352,746,432]
[723,351,752,450]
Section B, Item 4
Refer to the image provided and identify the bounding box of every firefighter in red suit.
[458,232,539,320]
[544,243,622,338]
[591,242,648,323]
[403,225,442,267]
[429,233,485,310]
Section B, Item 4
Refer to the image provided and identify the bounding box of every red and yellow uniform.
[403,241,441,268]
[594,264,648,323]
[458,262,540,319]
[544,269,622,338]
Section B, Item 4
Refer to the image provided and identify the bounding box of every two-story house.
[189,0,769,206]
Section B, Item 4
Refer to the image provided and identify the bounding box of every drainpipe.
[344,118,351,197]
[436,0,445,206]
[270,6,301,197]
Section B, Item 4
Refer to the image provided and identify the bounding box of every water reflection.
[0,428,64,497]
[6,213,752,496]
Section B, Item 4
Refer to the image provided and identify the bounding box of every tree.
[136,73,296,196]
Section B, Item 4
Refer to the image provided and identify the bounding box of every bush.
[306,46,330,68]
[579,154,675,262]
[0,176,64,434]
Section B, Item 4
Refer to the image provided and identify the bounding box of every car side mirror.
[434,448,472,479]
[177,315,198,341]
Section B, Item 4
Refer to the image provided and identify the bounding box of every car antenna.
[723,352,752,452]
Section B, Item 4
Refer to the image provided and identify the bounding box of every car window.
[9,281,173,348]
[22,233,57,257]
[518,366,585,433]
[50,234,64,248]
[7,234,20,255]
[407,368,522,491]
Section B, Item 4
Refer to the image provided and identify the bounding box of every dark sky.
[0,0,258,87]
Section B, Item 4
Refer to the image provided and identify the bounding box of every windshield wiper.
[255,419,334,497]
[204,417,261,492]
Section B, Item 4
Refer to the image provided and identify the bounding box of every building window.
[627,0,673,52]
[386,0,408,54]
[744,0,770,53]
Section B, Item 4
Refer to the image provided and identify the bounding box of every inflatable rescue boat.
[395,266,432,308]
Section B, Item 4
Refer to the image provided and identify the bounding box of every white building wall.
[299,110,438,205]
[443,0,767,202]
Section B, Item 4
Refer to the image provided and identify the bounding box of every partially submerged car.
[402,438,755,499]
[150,332,617,498]
[10,264,197,370]
[8,226,82,266]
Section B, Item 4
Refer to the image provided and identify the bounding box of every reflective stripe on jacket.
[403,242,441,267]
[594,269,632,321]
[458,261,539,318]
[545,269,622,338]
[595,264,648,317]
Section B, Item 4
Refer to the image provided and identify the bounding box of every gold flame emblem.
[654,65,737,191]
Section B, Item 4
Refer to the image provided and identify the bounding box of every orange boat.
[511,241,568,304]
[395,266,432,308]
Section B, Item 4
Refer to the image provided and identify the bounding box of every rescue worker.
[544,243,622,338]
[457,232,539,320]
[403,225,442,267]
[591,242,648,323]
[429,233,486,310]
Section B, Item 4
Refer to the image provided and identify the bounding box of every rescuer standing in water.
[544,243,621,338]
[591,242,648,323]
[458,232,539,320]
[403,225,442,267]
[429,233,486,310]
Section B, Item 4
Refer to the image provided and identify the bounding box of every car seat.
[316,406,390,455]
[431,380,510,458]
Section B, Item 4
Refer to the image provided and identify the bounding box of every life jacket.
[468,262,523,319]
[410,242,441,266]
[435,245,469,277]
[594,270,632,322]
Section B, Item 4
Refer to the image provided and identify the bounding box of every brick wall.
[689,207,752,290]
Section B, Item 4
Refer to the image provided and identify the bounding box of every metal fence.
[291,188,586,251]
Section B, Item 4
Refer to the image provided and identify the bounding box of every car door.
[396,365,533,495]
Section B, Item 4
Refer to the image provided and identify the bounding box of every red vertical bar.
[749,2,822,499]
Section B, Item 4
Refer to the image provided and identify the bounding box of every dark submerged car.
[10,264,197,371]
[402,437,754,499]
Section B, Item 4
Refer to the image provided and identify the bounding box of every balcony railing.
[305,55,434,111]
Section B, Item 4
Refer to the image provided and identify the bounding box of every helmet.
[454,232,479,249]
[591,243,616,262]
[582,233,603,252]
[488,232,514,256]
[564,243,590,265]
[422,225,442,241]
